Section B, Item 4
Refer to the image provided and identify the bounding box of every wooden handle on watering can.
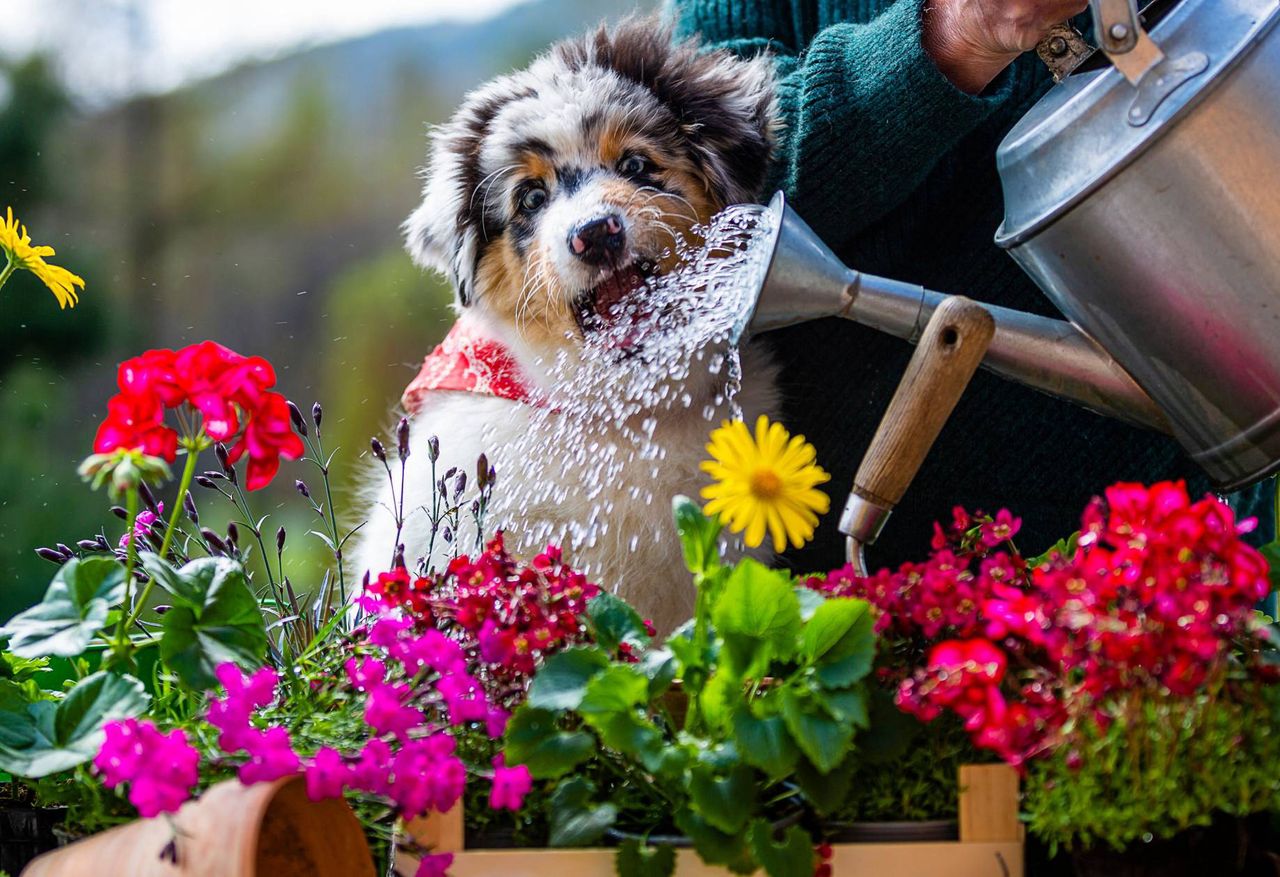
[839,296,995,550]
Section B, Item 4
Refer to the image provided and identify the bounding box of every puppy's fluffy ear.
[557,19,779,206]
[403,124,482,308]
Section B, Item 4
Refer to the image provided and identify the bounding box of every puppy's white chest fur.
[351,342,778,632]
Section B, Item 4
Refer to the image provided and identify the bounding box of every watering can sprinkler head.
[737,192,1170,435]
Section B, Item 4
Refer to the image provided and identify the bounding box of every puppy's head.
[405,19,777,356]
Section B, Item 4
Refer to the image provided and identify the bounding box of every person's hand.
[923,0,1090,94]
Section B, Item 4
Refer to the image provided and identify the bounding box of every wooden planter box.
[399,765,1023,877]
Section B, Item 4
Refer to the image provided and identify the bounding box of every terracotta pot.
[20,776,374,877]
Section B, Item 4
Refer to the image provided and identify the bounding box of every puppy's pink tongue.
[594,264,648,321]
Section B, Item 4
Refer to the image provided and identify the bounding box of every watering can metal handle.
[1036,0,1166,84]
[840,296,994,573]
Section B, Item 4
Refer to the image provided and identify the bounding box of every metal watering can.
[730,0,1280,569]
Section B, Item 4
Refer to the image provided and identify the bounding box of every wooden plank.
[958,764,1021,843]
[397,842,1023,877]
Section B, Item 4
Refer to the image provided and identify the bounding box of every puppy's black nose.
[568,215,625,264]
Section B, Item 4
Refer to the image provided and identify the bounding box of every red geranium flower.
[93,341,301,490]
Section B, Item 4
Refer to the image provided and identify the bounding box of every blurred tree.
[0,56,70,209]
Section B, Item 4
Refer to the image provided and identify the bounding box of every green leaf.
[527,647,609,711]
[713,559,801,672]
[688,763,756,834]
[588,592,651,654]
[3,558,125,658]
[747,820,816,877]
[674,808,755,874]
[731,706,799,779]
[814,604,876,688]
[801,598,866,663]
[548,777,618,847]
[794,587,826,622]
[580,666,662,760]
[639,647,677,697]
[504,707,595,779]
[858,687,921,764]
[673,496,722,576]
[793,756,857,815]
[157,558,267,690]
[816,687,869,728]
[0,672,148,778]
[780,688,854,774]
[616,839,676,877]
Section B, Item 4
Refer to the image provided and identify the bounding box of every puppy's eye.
[618,155,649,177]
[519,187,547,213]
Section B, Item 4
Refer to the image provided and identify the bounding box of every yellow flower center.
[749,468,783,499]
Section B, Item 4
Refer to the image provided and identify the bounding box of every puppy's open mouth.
[572,258,658,347]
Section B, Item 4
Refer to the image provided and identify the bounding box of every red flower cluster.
[809,507,1026,639]
[824,483,1271,768]
[93,341,304,490]
[364,532,600,694]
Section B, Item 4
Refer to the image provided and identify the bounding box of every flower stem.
[0,257,16,296]
[113,486,141,648]
[123,450,198,633]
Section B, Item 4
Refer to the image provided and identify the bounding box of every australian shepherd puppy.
[351,19,781,632]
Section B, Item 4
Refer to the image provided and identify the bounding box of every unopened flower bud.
[95,534,112,551]
[453,472,467,496]
[488,465,497,489]
[427,435,440,462]
[110,505,129,520]
[442,527,453,544]
[436,478,448,497]
[194,475,217,490]
[276,526,286,552]
[215,444,238,484]
[397,417,410,460]
[287,400,308,437]
[154,605,172,616]
[35,547,64,564]
[226,522,240,546]
[77,539,99,552]
[56,543,74,558]
[370,437,386,463]
[443,467,457,480]
[311,402,323,431]
[470,500,480,518]
[392,544,405,570]
[201,528,228,555]
[476,453,489,488]
[184,493,199,525]
[138,482,159,514]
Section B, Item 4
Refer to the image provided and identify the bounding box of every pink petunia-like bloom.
[207,663,280,751]
[95,719,200,817]
[305,746,350,801]
[414,852,454,877]
[364,682,424,739]
[238,726,301,785]
[489,755,532,812]
[345,656,387,692]
[119,503,163,550]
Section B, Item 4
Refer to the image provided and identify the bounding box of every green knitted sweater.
[669,0,1272,570]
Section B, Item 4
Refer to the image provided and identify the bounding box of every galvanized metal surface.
[999,0,1280,488]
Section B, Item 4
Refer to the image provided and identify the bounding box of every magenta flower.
[489,755,532,812]
[345,656,387,692]
[364,682,423,739]
[414,852,454,877]
[94,719,199,818]
[305,747,350,801]
[238,726,300,785]
[119,503,163,550]
[436,673,488,725]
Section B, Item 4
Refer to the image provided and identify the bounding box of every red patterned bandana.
[401,317,538,414]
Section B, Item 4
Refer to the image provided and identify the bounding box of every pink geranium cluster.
[821,482,1272,768]
[366,533,600,692]
[92,341,304,490]
[94,719,200,817]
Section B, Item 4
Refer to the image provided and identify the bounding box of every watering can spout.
[743,192,1170,434]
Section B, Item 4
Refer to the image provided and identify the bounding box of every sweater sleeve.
[673,0,1022,250]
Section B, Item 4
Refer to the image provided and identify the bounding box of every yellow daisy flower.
[0,206,84,308]
[700,415,832,552]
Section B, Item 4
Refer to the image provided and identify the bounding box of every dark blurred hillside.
[0,0,653,618]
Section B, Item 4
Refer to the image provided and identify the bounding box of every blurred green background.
[0,0,650,620]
